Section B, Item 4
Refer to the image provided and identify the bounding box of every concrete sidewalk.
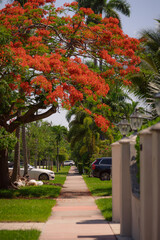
[39,166,117,240]
[0,166,122,239]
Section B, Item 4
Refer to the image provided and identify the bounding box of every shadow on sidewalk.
[76,219,107,224]
[67,167,80,176]
[67,172,80,176]
[59,191,91,198]
[78,235,115,239]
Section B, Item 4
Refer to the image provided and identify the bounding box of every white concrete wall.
[130,137,140,240]
[151,123,160,240]
[112,142,121,223]
[132,196,140,240]
[111,127,160,240]
[139,127,152,240]
[112,135,139,239]
[119,138,132,237]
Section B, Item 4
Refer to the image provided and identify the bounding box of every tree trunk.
[56,140,59,172]
[99,59,103,71]
[28,149,30,164]
[94,58,97,67]
[27,128,30,164]
[56,154,59,172]
[11,126,20,182]
[22,124,28,176]
[46,159,47,169]
[0,148,9,189]
[59,161,61,171]
[39,157,41,169]
[34,137,38,168]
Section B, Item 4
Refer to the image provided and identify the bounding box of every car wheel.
[100,172,110,181]
[39,173,49,181]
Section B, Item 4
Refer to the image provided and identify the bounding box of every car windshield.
[9,162,35,169]
[28,164,34,169]
[19,164,34,169]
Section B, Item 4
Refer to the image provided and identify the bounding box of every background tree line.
[8,122,70,171]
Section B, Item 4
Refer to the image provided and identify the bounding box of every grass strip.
[95,198,112,221]
[0,199,56,222]
[0,230,40,240]
[83,175,112,196]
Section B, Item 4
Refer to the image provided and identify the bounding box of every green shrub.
[77,163,83,174]
[83,166,91,176]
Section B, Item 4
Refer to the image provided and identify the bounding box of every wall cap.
[119,138,131,144]
[139,126,152,135]
[150,122,160,131]
[128,134,137,141]
[119,135,137,144]
[111,141,120,147]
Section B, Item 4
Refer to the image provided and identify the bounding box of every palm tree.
[77,0,130,28]
[130,19,160,114]
[52,125,68,172]
[68,110,100,173]
[103,84,134,123]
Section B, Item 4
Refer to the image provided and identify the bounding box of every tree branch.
[1,105,57,133]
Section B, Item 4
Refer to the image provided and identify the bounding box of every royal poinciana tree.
[0,0,140,188]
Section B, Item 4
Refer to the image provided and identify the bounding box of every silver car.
[63,160,75,166]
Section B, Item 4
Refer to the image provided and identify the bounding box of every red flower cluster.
[0,0,141,132]
[94,114,110,132]
[20,82,32,95]
[79,7,94,16]
[84,108,92,115]
[31,76,52,92]
[63,2,78,7]
[97,103,107,110]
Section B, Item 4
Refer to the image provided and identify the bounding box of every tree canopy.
[0,0,140,134]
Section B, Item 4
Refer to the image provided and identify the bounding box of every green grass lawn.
[83,175,112,196]
[0,166,70,222]
[95,198,112,221]
[0,230,40,240]
[83,175,112,221]
[0,199,56,222]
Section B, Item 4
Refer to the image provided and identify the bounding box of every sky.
[1,0,160,127]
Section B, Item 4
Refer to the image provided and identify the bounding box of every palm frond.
[107,0,130,16]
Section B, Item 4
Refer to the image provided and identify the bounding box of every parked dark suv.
[91,157,112,181]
